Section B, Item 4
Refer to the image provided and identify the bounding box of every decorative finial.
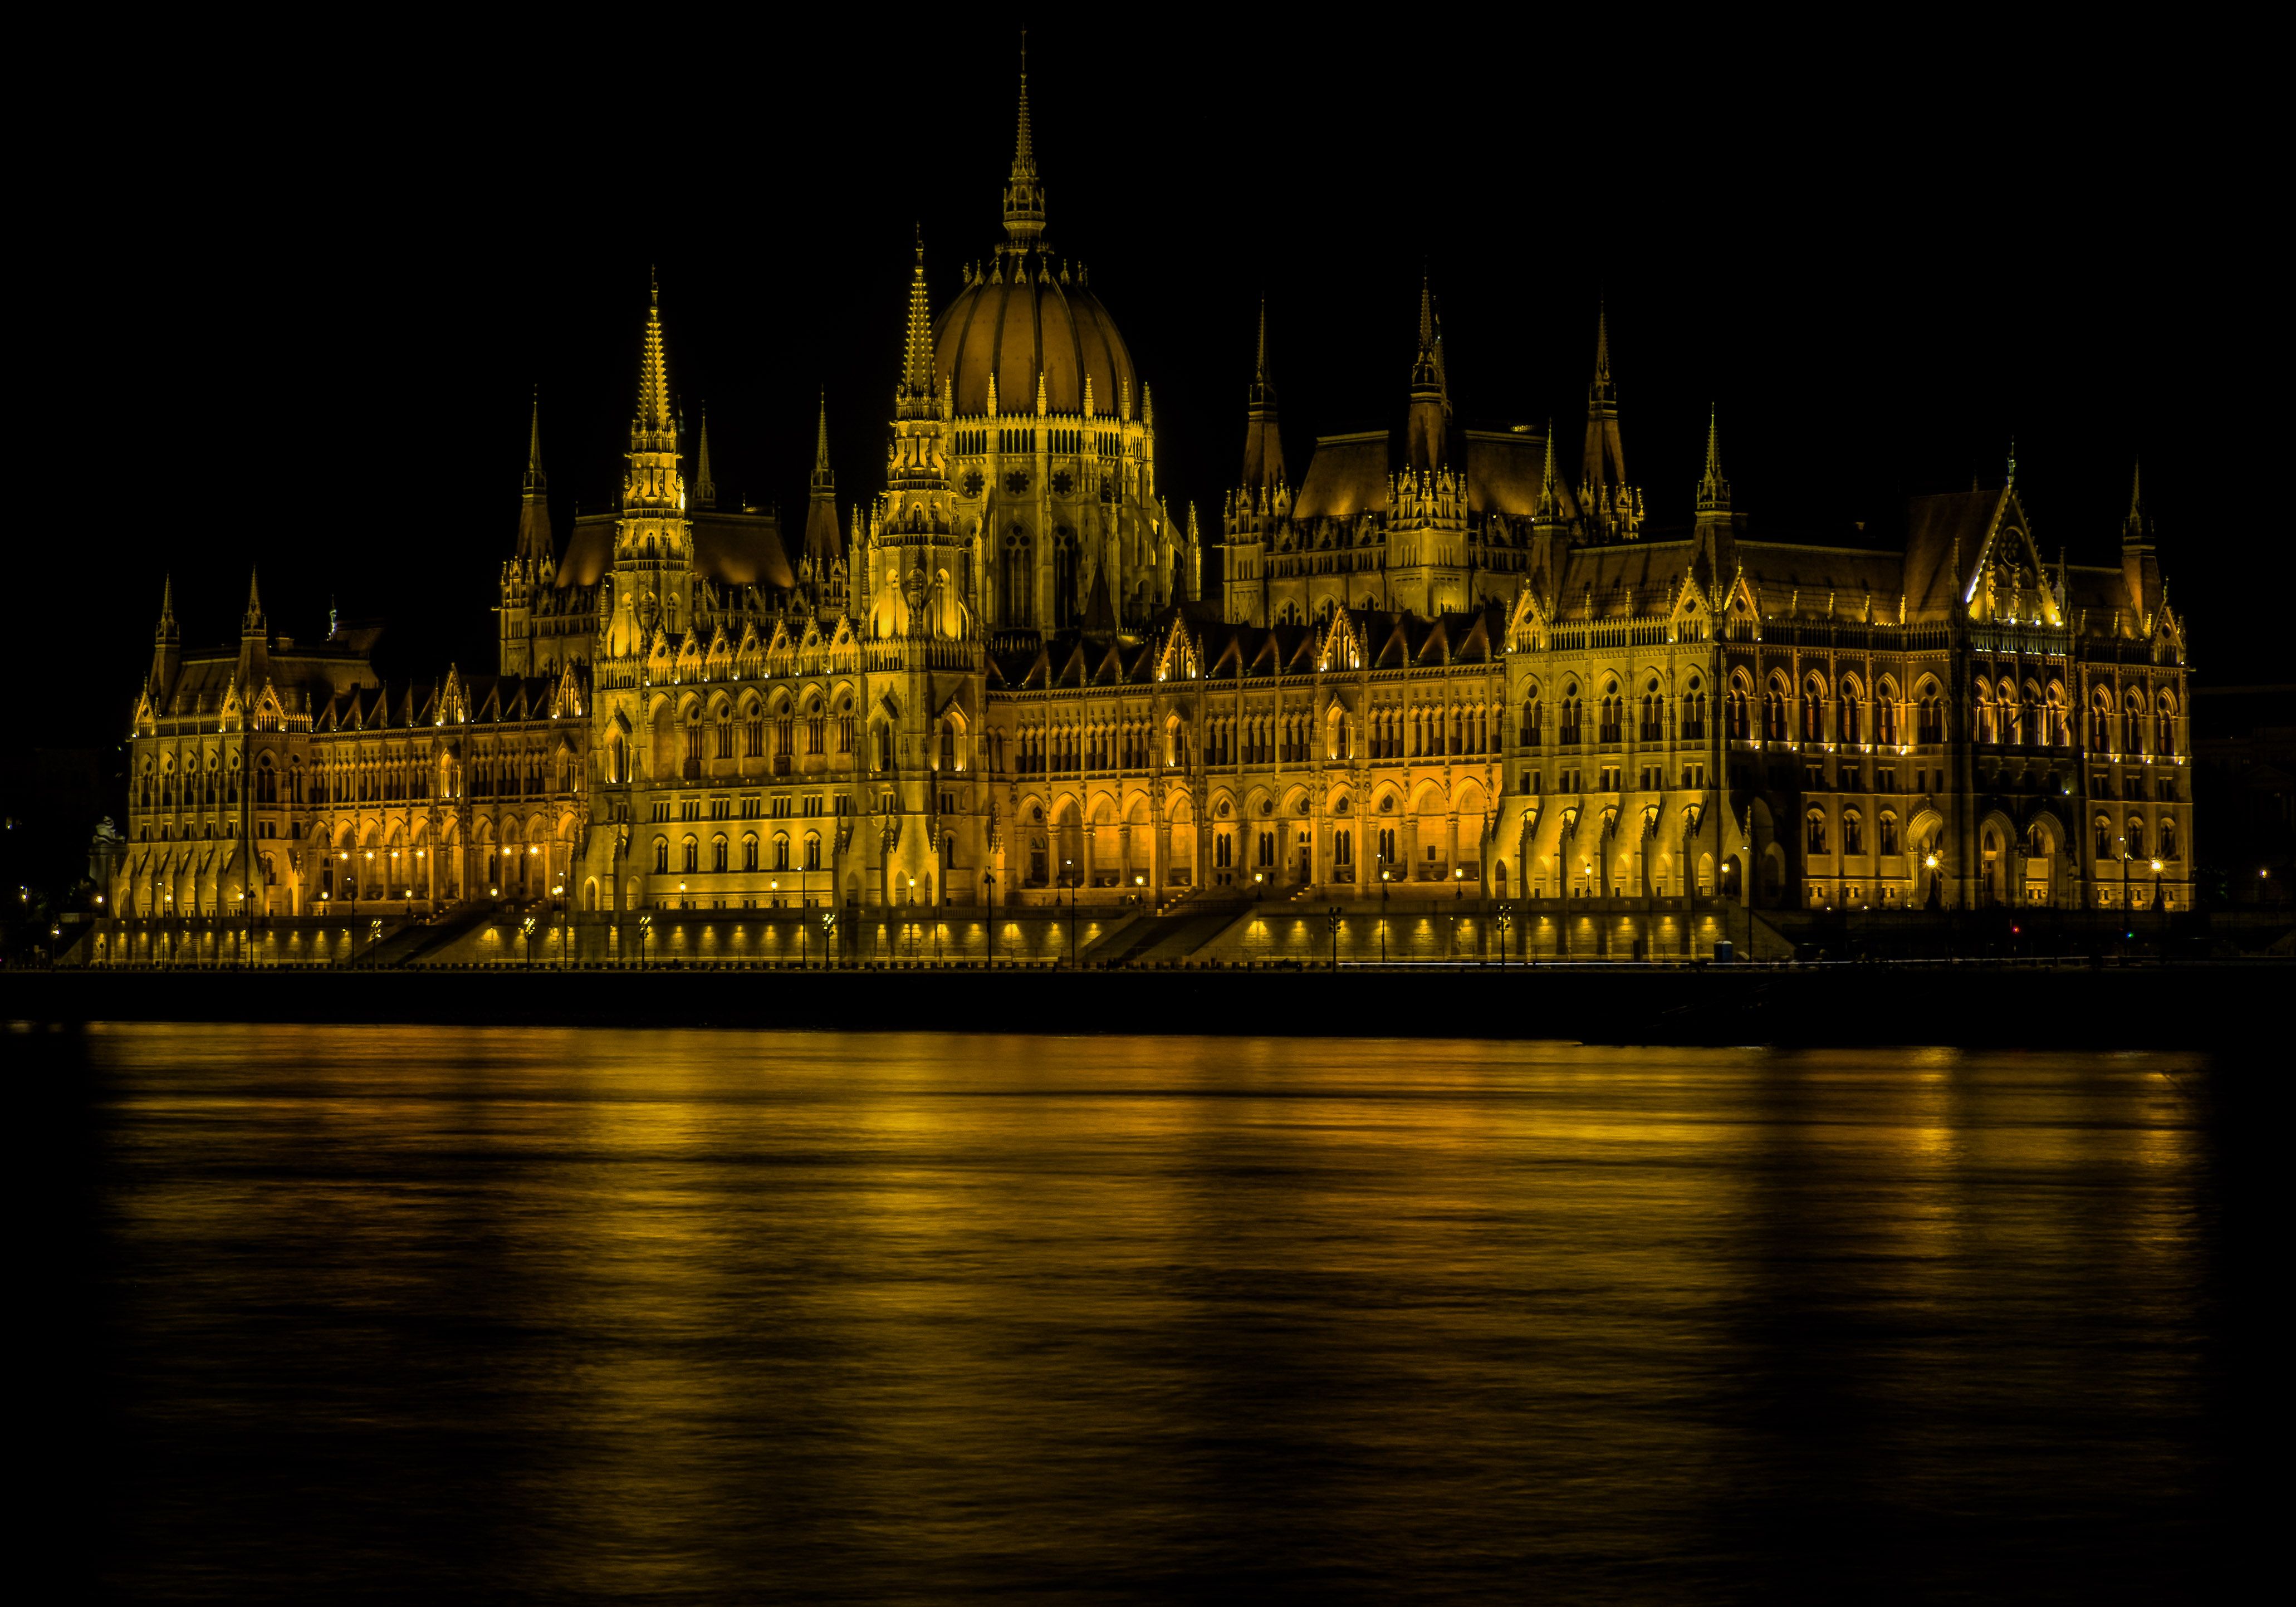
[2006,438,2017,485]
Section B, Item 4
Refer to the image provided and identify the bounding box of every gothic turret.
[1406,273,1449,473]
[517,389,552,566]
[694,406,717,511]
[609,275,694,655]
[802,389,843,582]
[1579,303,1641,540]
[2122,459,2161,628]
[1692,404,1736,584]
[236,566,269,692]
[1241,298,1286,491]
[150,574,180,698]
[1001,37,1045,252]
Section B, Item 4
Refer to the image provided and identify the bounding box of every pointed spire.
[2123,458,2155,548]
[243,565,263,627]
[1536,423,1563,523]
[523,386,545,494]
[804,390,841,573]
[1580,300,1630,529]
[694,407,717,509]
[516,388,554,565]
[2006,437,2018,486]
[1696,404,1731,513]
[1242,298,1285,491]
[157,574,175,634]
[1406,271,1447,472]
[631,273,674,451]
[1001,31,1046,249]
[897,229,936,419]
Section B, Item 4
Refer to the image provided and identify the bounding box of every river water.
[30,1025,2263,1602]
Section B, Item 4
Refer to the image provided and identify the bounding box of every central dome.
[934,252,1138,420]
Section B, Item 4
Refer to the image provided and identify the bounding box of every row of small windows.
[654,831,825,874]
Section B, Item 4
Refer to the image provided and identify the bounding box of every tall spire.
[1696,404,1731,512]
[1241,297,1285,491]
[1580,300,1631,531]
[694,407,717,510]
[1406,271,1448,472]
[631,271,675,454]
[2124,458,2151,543]
[242,565,264,633]
[516,389,553,565]
[811,389,834,492]
[897,230,936,418]
[1001,32,1046,249]
[803,389,842,574]
[523,387,545,494]
[156,574,175,635]
[1536,424,1563,523]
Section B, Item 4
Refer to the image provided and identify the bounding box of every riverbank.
[3,960,2274,1049]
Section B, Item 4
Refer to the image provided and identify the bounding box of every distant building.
[101,65,2195,958]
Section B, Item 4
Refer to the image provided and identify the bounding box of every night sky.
[23,26,2276,754]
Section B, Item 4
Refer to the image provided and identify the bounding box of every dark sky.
[22,24,2278,752]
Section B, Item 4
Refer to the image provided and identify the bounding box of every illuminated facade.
[107,70,2195,954]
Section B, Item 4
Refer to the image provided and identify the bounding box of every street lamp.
[907,875,917,962]
[821,907,837,969]
[1495,903,1513,969]
[1379,865,1389,964]
[1066,858,1078,967]
[637,912,653,968]
[1326,904,1343,971]
[522,914,538,967]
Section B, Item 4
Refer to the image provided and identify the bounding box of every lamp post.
[1327,904,1343,972]
[1495,903,1513,969]
[822,907,837,969]
[983,869,997,967]
[906,874,916,962]
[1066,858,1078,967]
[522,914,537,968]
[2119,844,2133,953]
[638,912,652,968]
[1379,865,1389,964]
[1453,864,1465,963]
[2152,858,2166,951]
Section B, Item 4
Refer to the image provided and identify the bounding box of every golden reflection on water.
[86,1026,2219,1600]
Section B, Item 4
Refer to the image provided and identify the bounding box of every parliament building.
[97,70,2195,966]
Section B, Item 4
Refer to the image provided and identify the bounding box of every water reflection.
[82,1027,2232,1600]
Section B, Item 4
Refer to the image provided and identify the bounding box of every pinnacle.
[1594,297,1610,382]
[632,276,674,446]
[898,234,935,409]
[523,386,545,493]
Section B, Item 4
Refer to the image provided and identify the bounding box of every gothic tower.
[499,391,553,677]
[1391,275,1468,616]
[1579,303,1642,540]
[1223,300,1288,626]
[863,236,981,908]
[606,276,694,663]
[801,390,845,618]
